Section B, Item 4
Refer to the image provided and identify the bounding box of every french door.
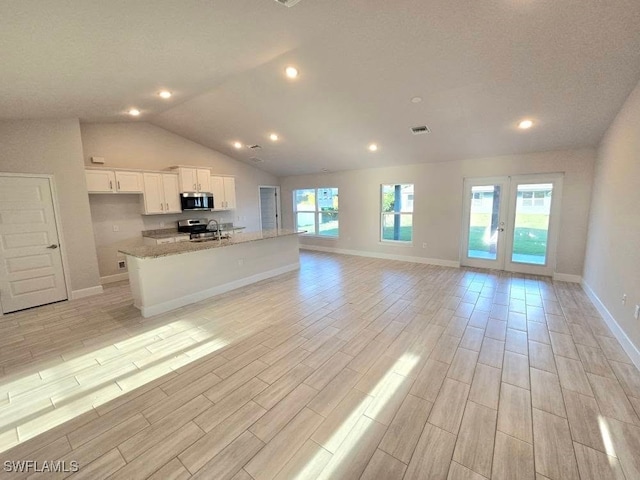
[461,174,563,276]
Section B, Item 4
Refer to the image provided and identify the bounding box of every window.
[293,188,339,236]
[472,191,484,207]
[381,184,414,242]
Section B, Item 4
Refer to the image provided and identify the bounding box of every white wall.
[80,122,279,279]
[0,119,102,293]
[583,79,640,352]
[280,148,596,276]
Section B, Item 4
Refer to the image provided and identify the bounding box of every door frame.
[460,176,511,271]
[503,173,564,276]
[258,186,282,231]
[0,172,71,316]
[460,173,564,277]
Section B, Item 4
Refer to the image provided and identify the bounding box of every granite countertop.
[141,228,190,240]
[120,229,303,259]
[142,226,245,239]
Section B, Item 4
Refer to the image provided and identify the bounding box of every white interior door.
[259,187,279,231]
[461,174,563,276]
[0,176,68,313]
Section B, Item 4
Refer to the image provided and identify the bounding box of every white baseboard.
[139,263,300,318]
[553,273,582,283]
[582,280,640,369]
[100,273,129,285]
[71,285,104,300]
[300,245,460,268]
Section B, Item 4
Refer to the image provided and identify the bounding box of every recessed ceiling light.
[368,143,378,152]
[158,90,172,99]
[518,119,534,130]
[269,133,279,141]
[233,142,243,149]
[285,66,299,79]
[128,108,141,117]
[411,96,423,104]
[321,168,329,172]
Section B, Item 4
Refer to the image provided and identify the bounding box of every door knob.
[46,244,58,249]
[498,228,505,232]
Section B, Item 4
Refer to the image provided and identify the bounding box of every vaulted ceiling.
[2,0,640,175]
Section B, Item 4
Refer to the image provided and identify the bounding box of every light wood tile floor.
[1,251,640,479]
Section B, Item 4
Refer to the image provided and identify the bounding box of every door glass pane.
[511,183,552,265]
[467,185,501,260]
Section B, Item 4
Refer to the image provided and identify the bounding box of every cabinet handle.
[193,183,196,190]
[166,203,169,211]
[117,181,121,190]
[160,203,164,211]
[109,181,113,190]
[198,183,201,191]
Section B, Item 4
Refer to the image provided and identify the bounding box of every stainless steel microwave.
[181,192,214,211]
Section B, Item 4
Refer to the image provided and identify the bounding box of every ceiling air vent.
[275,0,303,6]
[248,144,262,150]
[410,125,431,135]
[249,157,264,163]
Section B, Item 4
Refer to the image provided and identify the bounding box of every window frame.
[380,183,414,244]
[293,187,339,238]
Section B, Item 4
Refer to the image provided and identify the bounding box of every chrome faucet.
[206,219,222,245]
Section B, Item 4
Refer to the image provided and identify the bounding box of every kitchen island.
[119,230,302,317]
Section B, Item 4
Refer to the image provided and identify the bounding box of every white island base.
[123,233,300,318]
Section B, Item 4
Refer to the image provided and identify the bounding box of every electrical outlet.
[422,242,427,249]
[112,225,119,232]
[635,305,640,320]
[237,258,244,267]
[159,222,165,228]
[622,294,627,305]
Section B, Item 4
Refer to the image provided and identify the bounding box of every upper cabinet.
[223,177,236,209]
[211,175,237,210]
[85,170,116,193]
[114,171,143,193]
[142,173,182,215]
[85,169,142,193]
[175,167,211,193]
[85,166,230,215]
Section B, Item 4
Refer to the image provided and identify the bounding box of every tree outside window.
[381,184,414,242]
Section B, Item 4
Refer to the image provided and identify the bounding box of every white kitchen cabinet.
[197,169,211,193]
[86,170,116,193]
[142,173,181,214]
[162,174,182,213]
[210,175,237,210]
[223,177,236,209]
[86,169,144,193]
[210,176,224,209]
[175,167,211,193]
[114,171,143,193]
